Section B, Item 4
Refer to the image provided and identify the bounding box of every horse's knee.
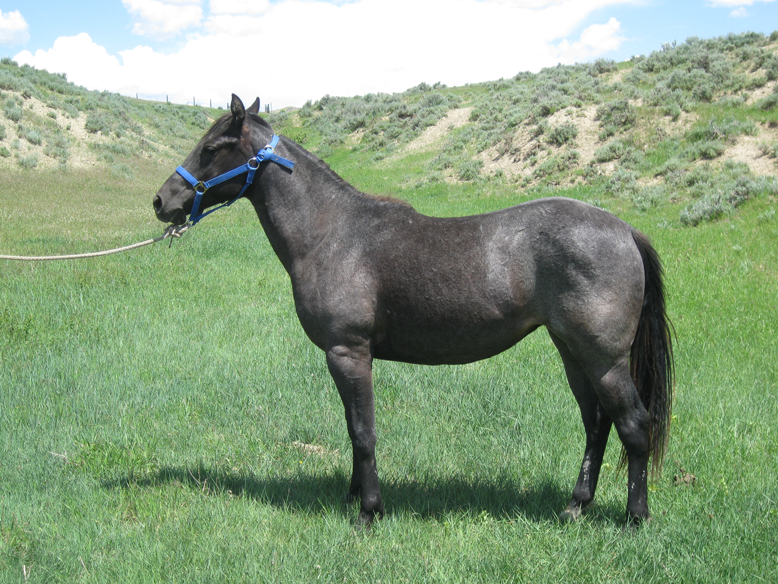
[351,430,377,457]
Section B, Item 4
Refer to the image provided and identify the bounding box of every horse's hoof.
[560,500,594,522]
[354,508,383,531]
[625,511,652,529]
[353,517,372,532]
[560,505,582,523]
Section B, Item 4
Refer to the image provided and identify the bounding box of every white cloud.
[15,0,637,108]
[204,14,266,36]
[0,10,29,46]
[122,0,203,39]
[730,6,750,15]
[14,34,124,89]
[209,0,271,15]
[555,17,626,62]
[706,0,774,6]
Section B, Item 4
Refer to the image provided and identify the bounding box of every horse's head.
[153,94,269,225]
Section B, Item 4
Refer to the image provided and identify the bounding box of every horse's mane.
[248,113,413,209]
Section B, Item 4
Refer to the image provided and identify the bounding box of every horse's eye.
[203,146,216,154]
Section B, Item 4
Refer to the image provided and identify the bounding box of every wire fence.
[131,93,273,112]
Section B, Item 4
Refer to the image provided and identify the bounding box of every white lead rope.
[0,223,191,261]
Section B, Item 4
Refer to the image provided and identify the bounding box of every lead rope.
[0,223,191,261]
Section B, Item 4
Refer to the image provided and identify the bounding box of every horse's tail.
[628,230,675,476]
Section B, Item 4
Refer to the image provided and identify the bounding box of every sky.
[1,0,777,109]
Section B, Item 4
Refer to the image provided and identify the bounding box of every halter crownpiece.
[176,135,295,225]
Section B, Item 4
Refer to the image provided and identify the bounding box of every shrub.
[687,140,726,160]
[532,150,579,179]
[764,55,778,81]
[457,159,483,181]
[680,192,731,225]
[632,185,667,211]
[692,82,714,102]
[680,171,778,225]
[757,92,778,111]
[85,112,114,134]
[759,142,778,159]
[717,95,746,108]
[45,135,70,161]
[606,168,640,198]
[17,153,39,169]
[0,146,9,157]
[546,121,578,146]
[595,139,631,163]
[3,102,22,122]
[19,126,42,145]
[689,117,756,143]
[624,67,649,86]
[111,163,135,180]
[591,59,618,75]
[595,99,636,130]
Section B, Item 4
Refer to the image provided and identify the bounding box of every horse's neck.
[249,145,352,274]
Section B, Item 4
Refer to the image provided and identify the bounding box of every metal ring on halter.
[247,158,260,170]
[195,181,207,194]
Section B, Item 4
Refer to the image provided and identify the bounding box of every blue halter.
[176,135,295,225]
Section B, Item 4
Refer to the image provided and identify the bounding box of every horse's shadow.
[102,465,624,525]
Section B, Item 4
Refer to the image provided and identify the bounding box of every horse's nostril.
[153,195,162,214]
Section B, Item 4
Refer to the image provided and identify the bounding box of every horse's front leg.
[326,343,384,527]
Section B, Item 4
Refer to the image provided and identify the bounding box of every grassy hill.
[267,31,778,226]
[0,57,224,175]
[2,31,778,226]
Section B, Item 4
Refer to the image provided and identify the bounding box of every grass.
[1,140,777,582]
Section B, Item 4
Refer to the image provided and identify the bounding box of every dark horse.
[154,95,674,527]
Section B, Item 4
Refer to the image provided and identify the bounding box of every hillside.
[0,57,223,174]
[2,31,778,225]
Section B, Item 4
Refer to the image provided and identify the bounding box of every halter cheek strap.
[176,135,295,225]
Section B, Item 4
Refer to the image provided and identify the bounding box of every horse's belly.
[374,308,537,365]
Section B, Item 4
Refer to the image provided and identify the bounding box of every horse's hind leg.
[595,362,651,524]
[550,332,613,521]
[550,333,652,524]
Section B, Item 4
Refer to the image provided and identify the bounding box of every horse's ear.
[247,97,260,115]
[230,94,246,123]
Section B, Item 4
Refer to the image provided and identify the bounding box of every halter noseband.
[176,135,295,225]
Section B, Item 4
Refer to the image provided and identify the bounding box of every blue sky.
[2,1,777,107]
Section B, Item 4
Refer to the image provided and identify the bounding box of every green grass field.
[0,146,776,582]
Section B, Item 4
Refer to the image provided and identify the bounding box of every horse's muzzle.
[152,193,186,225]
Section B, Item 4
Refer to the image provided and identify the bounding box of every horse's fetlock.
[361,494,384,515]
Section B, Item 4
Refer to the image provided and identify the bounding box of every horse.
[153,94,674,527]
